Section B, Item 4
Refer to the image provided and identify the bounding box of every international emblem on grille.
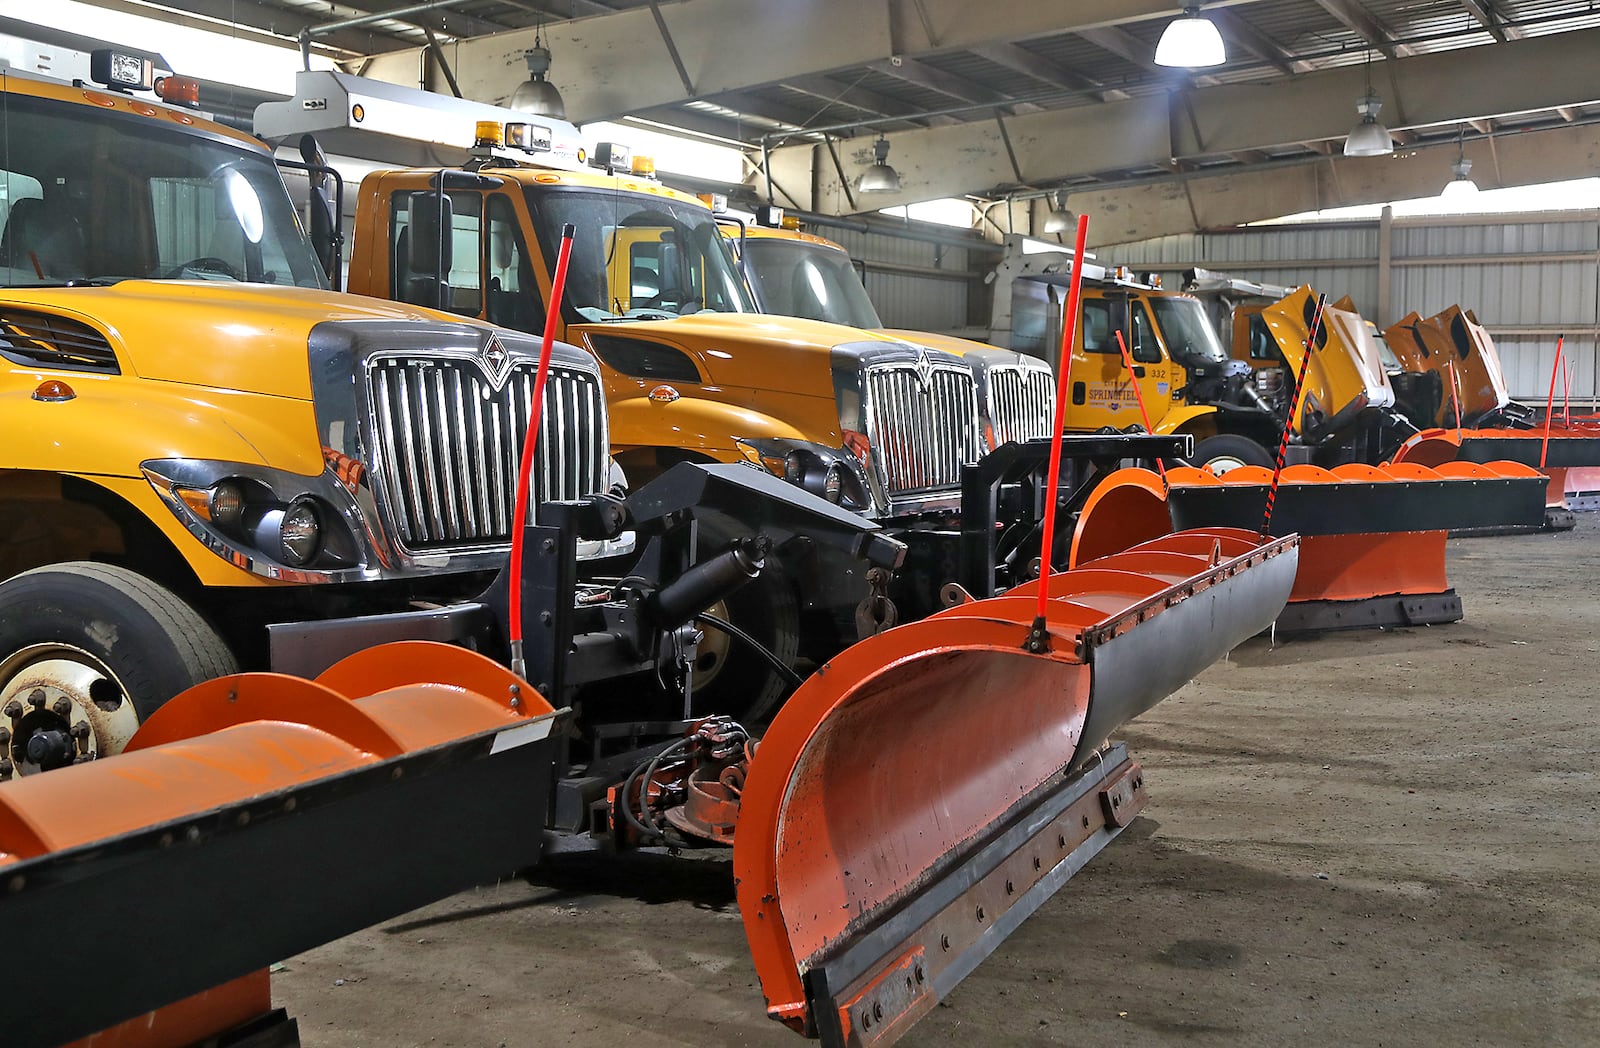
[481,334,513,388]
[913,347,934,394]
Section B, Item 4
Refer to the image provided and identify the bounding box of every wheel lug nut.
[0,728,10,745]
[2,701,20,718]
[0,759,13,777]
[51,698,72,718]
[27,689,46,709]
[70,723,91,740]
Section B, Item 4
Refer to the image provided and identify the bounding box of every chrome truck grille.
[985,364,1056,446]
[863,363,983,497]
[366,356,607,552]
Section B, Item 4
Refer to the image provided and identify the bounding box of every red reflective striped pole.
[1540,333,1564,470]
[1261,293,1327,535]
[509,222,577,680]
[1030,213,1090,643]
[1113,329,1167,488]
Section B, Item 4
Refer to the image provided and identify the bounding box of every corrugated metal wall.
[826,227,979,333]
[1110,212,1600,403]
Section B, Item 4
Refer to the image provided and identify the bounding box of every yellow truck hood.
[3,282,453,400]
[573,312,904,397]
[1384,306,1511,420]
[1261,286,1395,431]
[881,329,999,357]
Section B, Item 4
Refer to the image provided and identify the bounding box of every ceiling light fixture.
[1343,51,1393,157]
[857,135,902,193]
[1154,5,1227,68]
[510,25,566,119]
[1441,130,1477,198]
[1043,190,1077,234]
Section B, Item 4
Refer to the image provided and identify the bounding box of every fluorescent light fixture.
[1343,92,1394,157]
[1154,7,1227,68]
[858,135,901,193]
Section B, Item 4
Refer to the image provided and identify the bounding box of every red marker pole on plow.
[1261,293,1327,535]
[1027,213,1090,653]
[1114,329,1168,489]
[509,222,576,681]
[1540,333,1565,470]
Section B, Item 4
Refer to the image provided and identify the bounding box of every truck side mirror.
[658,231,680,293]
[297,135,342,291]
[1106,297,1130,355]
[407,192,454,282]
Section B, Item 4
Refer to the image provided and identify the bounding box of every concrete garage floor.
[276,518,1600,1047]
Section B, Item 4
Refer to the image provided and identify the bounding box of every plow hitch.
[733,529,1297,1046]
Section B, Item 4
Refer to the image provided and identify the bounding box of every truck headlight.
[210,482,245,526]
[247,497,323,567]
[144,459,358,576]
[822,463,843,504]
[734,437,868,511]
[281,498,323,564]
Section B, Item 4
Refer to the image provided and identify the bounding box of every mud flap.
[0,642,565,1048]
[734,531,1297,1046]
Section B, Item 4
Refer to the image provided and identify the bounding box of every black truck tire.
[0,563,237,772]
[1189,434,1276,475]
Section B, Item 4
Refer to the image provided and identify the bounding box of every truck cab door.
[1067,294,1172,431]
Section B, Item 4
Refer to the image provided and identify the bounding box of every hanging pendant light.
[1154,5,1227,68]
[857,135,902,193]
[1042,190,1077,234]
[511,25,566,119]
[1343,51,1393,157]
[1441,131,1478,198]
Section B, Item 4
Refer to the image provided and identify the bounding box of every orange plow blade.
[1072,462,1547,631]
[0,641,565,1048]
[1394,426,1600,525]
[733,530,1297,1046]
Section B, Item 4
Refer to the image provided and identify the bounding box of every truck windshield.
[1149,296,1227,367]
[525,188,754,321]
[0,94,325,289]
[741,237,883,329]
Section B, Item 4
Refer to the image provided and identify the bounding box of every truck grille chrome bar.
[985,365,1056,447]
[862,364,982,498]
[367,356,606,552]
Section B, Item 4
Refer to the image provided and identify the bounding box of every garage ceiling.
[71,0,1600,240]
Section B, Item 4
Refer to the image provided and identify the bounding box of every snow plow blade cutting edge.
[734,528,1298,1047]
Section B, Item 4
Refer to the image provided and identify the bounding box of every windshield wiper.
[2,278,125,289]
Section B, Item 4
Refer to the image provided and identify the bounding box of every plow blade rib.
[0,642,563,1048]
[734,532,1297,1046]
